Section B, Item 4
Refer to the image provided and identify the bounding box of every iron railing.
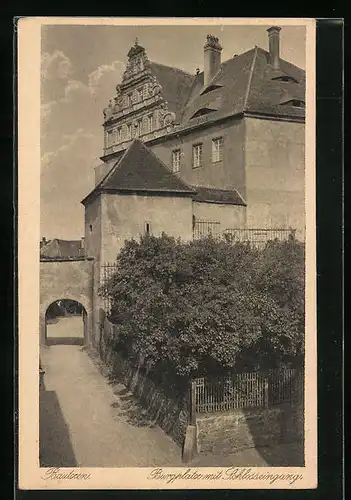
[100,262,118,314]
[193,367,304,414]
[193,219,221,239]
[222,227,296,249]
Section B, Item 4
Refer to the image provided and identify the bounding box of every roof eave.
[193,198,246,207]
[102,187,196,197]
[243,110,305,123]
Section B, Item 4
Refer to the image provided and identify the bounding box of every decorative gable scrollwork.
[102,39,179,156]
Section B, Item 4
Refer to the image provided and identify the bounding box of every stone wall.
[244,117,305,240]
[100,192,194,262]
[193,201,246,229]
[197,402,304,456]
[197,408,281,455]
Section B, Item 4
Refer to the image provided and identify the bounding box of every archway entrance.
[45,299,87,346]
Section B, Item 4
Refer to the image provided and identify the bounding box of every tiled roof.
[192,186,246,206]
[179,47,305,127]
[82,139,195,205]
[244,48,305,118]
[149,62,195,122]
[40,239,84,258]
[181,49,255,125]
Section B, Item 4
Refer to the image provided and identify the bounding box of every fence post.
[189,380,196,425]
[264,376,269,409]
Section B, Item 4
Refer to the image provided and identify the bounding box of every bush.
[99,233,305,383]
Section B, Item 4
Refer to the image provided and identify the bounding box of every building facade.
[83,26,306,266]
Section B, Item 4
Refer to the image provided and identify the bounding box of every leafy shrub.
[99,233,305,383]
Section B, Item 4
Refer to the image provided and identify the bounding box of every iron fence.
[100,262,118,314]
[193,367,304,414]
[193,220,221,240]
[222,227,296,249]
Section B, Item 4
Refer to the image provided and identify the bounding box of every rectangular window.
[117,127,122,143]
[212,137,223,163]
[137,88,143,102]
[172,149,181,173]
[128,93,133,106]
[144,222,151,235]
[192,143,203,168]
[147,114,153,133]
[143,84,149,99]
[107,129,113,146]
[127,123,132,140]
[135,119,143,137]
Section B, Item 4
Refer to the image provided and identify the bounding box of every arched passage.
[44,299,88,346]
[40,259,94,346]
[40,292,93,346]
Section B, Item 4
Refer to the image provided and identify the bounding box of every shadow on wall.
[46,337,85,346]
[39,387,77,467]
[253,400,305,466]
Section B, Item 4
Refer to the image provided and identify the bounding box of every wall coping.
[40,257,94,263]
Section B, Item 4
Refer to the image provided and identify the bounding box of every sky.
[41,23,306,240]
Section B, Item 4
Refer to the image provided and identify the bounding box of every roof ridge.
[139,140,195,192]
[243,45,259,112]
[82,139,196,205]
[255,46,305,74]
[98,144,132,189]
[149,60,194,77]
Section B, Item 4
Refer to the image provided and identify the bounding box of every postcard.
[18,16,317,490]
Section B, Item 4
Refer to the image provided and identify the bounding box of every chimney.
[267,26,281,70]
[40,236,47,249]
[204,34,222,86]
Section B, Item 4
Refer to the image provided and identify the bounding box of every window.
[135,119,143,137]
[212,137,223,163]
[117,127,122,143]
[127,93,133,106]
[144,222,151,235]
[147,114,153,133]
[127,123,132,140]
[272,75,299,83]
[89,224,92,232]
[280,99,305,108]
[200,84,223,95]
[107,129,114,146]
[136,88,143,102]
[172,149,181,173]
[192,143,203,168]
[143,84,149,99]
[190,107,216,119]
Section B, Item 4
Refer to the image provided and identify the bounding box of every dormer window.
[190,107,217,119]
[200,84,223,95]
[280,99,305,108]
[272,75,299,83]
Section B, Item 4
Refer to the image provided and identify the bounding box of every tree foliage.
[99,233,305,383]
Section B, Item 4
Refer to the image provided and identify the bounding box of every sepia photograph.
[18,17,317,490]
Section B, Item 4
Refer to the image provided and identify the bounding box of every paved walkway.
[40,342,182,467]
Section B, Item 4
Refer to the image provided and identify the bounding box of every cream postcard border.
[18,17,317,490]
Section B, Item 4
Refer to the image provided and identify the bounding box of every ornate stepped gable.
[102,39,178,157]
[101,34,306,160]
